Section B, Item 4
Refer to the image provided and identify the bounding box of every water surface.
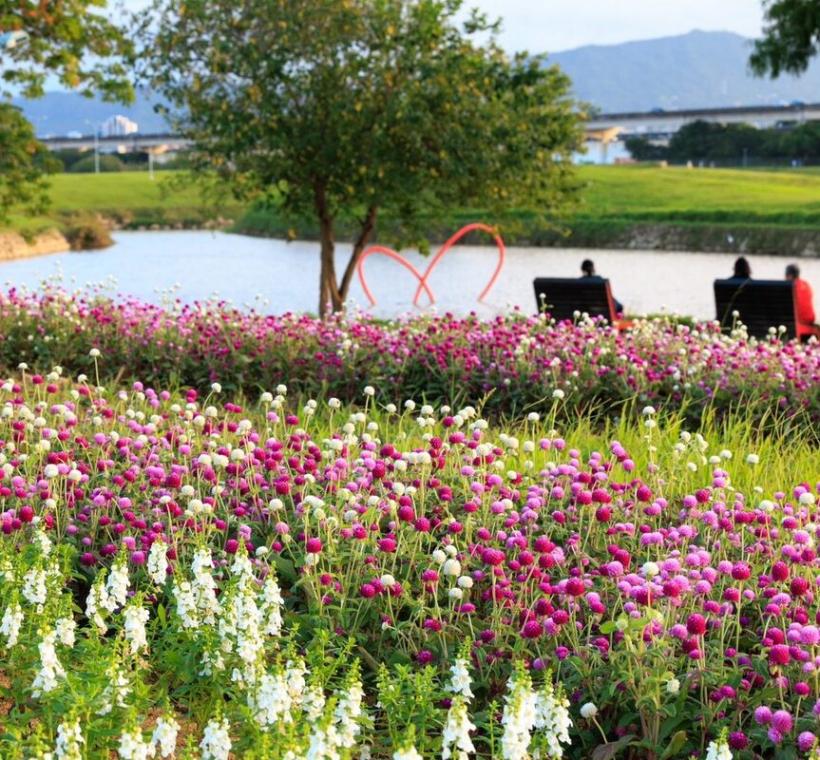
[1,231,817,320]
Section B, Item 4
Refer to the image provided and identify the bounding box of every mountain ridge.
[13,30,820,134]
[549,30,820,113]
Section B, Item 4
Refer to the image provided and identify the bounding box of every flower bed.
[0,370,817,757]
[0,287,818,434]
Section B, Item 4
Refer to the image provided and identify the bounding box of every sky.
[119,1,767,54]
[470,0,765,53]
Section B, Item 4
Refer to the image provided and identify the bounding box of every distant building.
[100,115,138,137]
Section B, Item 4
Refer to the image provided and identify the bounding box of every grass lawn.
[5,165,820,238]
[577,164,820,224]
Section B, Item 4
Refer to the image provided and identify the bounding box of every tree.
[0,1,132,221]
[136,0,583,316]
[0,104,58,222]
[750,0,820,77]
[624,136,669,162]
[0,0,132,98]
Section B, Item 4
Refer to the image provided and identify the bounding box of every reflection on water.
[0,230,817,320]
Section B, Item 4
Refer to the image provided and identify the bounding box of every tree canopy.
[0,1,131,223]
[0,0,132,99]
[0,104,58,222]
[137,0,583,315]
[750,0,820,77]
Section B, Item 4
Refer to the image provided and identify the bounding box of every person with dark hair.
[730,257,752,281]
[786,263,817,329]
[580,259,623,315]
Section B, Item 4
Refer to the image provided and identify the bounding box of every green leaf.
[591,735,637,760]
[659,731,688,760]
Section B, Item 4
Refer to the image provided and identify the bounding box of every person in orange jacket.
[786,263,819,337]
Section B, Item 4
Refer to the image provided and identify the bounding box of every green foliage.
[0,104,59,222]
[136,0,583,314]
[68,154,126,173]
[751,0,820,76]
[0,0,132,99]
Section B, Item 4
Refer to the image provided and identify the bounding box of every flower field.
[0,287,818,437]
[0,354,816,759]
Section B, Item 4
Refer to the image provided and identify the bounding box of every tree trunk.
[338,204,379,304]
[314,182,342,317]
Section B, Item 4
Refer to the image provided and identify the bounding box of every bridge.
[41,102,820,166]
[586,102,820,143]
[40,132,191,155]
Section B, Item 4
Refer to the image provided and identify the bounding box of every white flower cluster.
[0,602,23,647]
[22,566,48,608]
[442,654,475,760]
[97,662,130,715]
[124,603,150,655]
[534,680,573,759]
[101,559,130,613]
[147,539,168,585]
[31,629,66,697]
[705,736,732,760]
[54,617,76,649]
[118,728,153,760]
[53,717,83,760]
[500,668,537,760]
[150,715,180,758]
[85,575,108,633]
[200,717,232,760]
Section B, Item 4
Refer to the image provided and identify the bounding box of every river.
[0,230,817,320]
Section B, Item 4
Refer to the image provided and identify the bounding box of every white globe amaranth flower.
[579,702,598,719]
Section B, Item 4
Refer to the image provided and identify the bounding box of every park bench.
[714,279,820,340]
[533,277,630,329]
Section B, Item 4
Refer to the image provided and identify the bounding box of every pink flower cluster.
[0,286,818,429]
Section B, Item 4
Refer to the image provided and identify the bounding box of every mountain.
[13,90,169,137]
[550,30,820,113]
[15,29,820,134]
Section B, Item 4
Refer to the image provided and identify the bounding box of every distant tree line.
[34,149,191,173]
[626,119,820,164]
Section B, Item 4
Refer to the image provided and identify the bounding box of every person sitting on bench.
[728,257,752,282]
[580,259,623,315]
[786,263,818,331]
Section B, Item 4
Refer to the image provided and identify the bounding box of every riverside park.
[0,2,819,759]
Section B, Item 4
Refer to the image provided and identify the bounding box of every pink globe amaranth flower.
[754,706,773,725]
[686,613,707,636]
[728,732,748,750]
[359,583,377,599]
[771,709,793,735]
[416,650,434,665]
[305,537,322,554]
[768,728,784,744]
[798,731,816,752]
[770,644,791,665]
[131,550,146,565]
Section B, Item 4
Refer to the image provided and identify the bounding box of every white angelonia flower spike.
[500,667,537,760]
[441,696,476,760]
[123,603,150,655]
[53,716,84,760]
[0,602,23,647]
[147,539,168,585]
[150,714,180,758]
[31,629,66,697]
[200,717,232,760]
[117,728,153,760]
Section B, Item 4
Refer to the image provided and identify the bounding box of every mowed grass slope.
[578,164,820,225]
[5,166,820,236]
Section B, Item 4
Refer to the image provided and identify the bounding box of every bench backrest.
[533,277,616,322]
[713,279,798,338]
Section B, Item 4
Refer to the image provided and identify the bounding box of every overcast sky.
[471,0,765,53]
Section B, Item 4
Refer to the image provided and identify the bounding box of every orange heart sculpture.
[356,223,506,307]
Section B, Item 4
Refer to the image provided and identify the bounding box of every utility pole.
[94,128,100,174]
